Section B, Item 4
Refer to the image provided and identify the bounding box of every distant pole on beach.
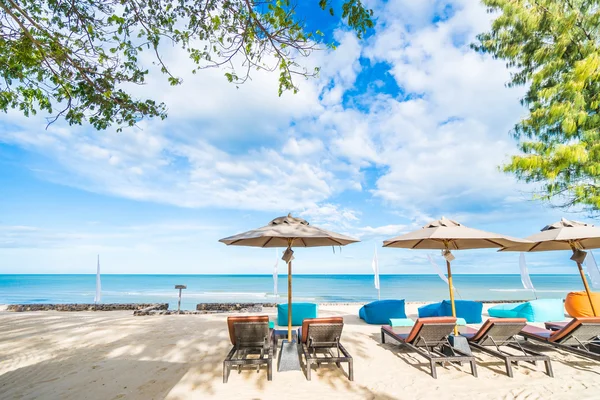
[94,255,102,305]
[175,285,187,313]
[273,248,279,297]
[372,247,380,300]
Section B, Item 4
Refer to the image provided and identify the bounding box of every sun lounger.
[300,317,353,381]
[381,317,477,379]
[462,318,553,377]
[223,315,273,383]
[520,317,600,361]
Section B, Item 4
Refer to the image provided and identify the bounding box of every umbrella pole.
[446,260,458,336]
[575,260,597,317]
[288,259,293,341]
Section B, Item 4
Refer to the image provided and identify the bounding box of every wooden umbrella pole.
[570,245,597,317]
[576,260,597,317]
[288,258,293,341]
[446,259,458,336]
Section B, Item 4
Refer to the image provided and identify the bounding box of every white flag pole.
[273,248,279,297]
[519,252,537,299]
[94,254,102,304]
[585,251,600,290]
[372,247,380,300]
[427,254,462,299]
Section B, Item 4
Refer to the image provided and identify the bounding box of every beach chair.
[300,317,353,381]
[381,317,477,379]
[223,315,273,383]
[520,317,600,361]
[462,318,553,377]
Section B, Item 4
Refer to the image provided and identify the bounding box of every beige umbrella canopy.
[220,214,360,341]
[383,217,531,334]
[500,218,600,316]
[219,214,359,248]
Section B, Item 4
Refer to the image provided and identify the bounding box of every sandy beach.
[1,303,599,400]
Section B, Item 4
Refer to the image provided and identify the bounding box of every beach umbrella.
[499,218,600,316]
[383,217,530,334]
[219,214,359,341]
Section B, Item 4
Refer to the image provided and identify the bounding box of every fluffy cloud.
[1,0,531,224]
[299,203,360,229]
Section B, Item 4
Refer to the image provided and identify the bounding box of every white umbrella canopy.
[220,214,360,341]
[219,214,359,248]
[383,217,530,250]
[500,218,600,316]
[383,217,531,334]
[498,218,600,252]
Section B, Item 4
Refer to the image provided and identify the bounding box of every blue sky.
[0,0,589,275]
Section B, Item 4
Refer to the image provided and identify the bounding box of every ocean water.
[0,274,591,311]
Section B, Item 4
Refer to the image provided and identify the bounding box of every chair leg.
[545,360,554,378]
[348,359,354,381]
[430,359,437,379]
[267,359,273,381]
[223,362,230,383]
[306,358,312,381]
[505,359,513,378]
[381,331,385,344]
[471,360,478,378]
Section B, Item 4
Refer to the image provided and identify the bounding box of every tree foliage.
[474,0,600,211]
[0,0,373,130]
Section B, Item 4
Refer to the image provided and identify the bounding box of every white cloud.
[353,224,409,239]
[281,138,324,157]
[299,203,360,229]
[0,2,545,242]
[0,222,222,249]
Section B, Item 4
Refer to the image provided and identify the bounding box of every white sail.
[585,251,600,289]
[427,254,461,298]
[427,254,449,284]
[94,255,102,303]
[273,248,279,296]
[519,253,535,290]
[371,247,380,299]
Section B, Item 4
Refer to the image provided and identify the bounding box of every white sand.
[1,303,599,400]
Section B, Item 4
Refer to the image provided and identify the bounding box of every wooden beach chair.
[300,317,354,381]
[520,317,600,361]
[381,317,477,379]
[462,318,553,377]
[223,315,273,383]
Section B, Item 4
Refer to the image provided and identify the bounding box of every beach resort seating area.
[3,301,600,399]
[219,299,600,384]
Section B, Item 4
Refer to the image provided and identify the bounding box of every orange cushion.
[565,291,600,318]
[301,317,343,343]
[549,317,600,343]
[405,317,456,344]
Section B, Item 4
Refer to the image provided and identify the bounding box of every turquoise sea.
[0,274,591,310]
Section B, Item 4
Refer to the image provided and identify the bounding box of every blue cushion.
[488,299,564,322]
[359,299,406,324]
[277,303,318,326]
[418,302,442,318]
[418,300,482,323]
[389,318,415,327]
[488,303,522,319]
[441,300,483,324]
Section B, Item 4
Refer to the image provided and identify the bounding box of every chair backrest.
[301,317,344,344]
[469,318,527,346]
[406,317,456,347]
[550,317,600,345]
[233,322,270,348]
[227,315,270,345]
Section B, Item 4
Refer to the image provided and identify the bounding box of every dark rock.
[7,303,168,312]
